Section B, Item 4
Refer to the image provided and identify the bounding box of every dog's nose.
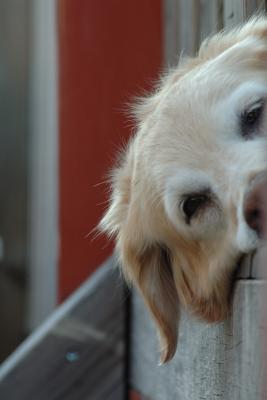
[244,195,262,236]
[243,173,267,237]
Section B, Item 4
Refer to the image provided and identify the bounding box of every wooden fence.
[0,1,266,399]
[0,253,264,400]
[0,257,126,400]
[130,255,266,399]
[165,0,265,65]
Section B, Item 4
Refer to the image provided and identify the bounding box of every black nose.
[244,174,266,237]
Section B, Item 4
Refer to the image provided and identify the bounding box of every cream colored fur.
[100,16,267,363]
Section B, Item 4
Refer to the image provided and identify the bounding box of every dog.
[100,16,267,363]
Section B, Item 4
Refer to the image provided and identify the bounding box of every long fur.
[100,16,267,363]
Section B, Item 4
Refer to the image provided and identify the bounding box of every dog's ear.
[99,149,179,363]
[121,240,179,363]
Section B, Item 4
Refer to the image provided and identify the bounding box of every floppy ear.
[99,150,179,363]
[121,239,179,363]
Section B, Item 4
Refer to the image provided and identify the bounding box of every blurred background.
[1,0,260,366]
[0,0,164,362]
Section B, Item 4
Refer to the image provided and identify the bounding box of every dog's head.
[100,17,267,363]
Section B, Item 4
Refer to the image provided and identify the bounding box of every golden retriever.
[100,16,267,363]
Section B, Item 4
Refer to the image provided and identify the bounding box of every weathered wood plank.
[178,0,201,56]
[224,0,265,27]
[199,0,224,42]
[130,279,266,400]
[164,0,222,67]
[164,0,265,66]
[244,0,266,17]
[164,0,265,67]
[0,253,263,400]
[250,247,267,278]
[224,0,246,26]
[164,0,180,65]
[0,257,126,400]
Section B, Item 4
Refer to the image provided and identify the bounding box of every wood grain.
[130,279,266,400]
[0,257,127,400]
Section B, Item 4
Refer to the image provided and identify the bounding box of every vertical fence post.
[224,0,265,27]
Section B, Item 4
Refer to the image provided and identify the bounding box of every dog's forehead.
[156,73,226,145]
[159,67,267,140]
[173,68,238,109]
[167,36,267,113]
[142,77,267,181]
[139,39,267,179]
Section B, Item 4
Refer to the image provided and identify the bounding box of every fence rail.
[130,260,266,399]
[0,252,264,399]
[0,257,126,400]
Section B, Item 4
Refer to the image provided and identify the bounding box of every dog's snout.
[243,173,267,237]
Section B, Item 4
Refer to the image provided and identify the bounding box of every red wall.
[58,0,163,300]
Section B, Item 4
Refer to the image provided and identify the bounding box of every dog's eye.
[182,194,208,223]
[241,100,264,139]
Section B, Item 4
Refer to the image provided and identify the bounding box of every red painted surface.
[58,0,163,299]
[129,390,143,400]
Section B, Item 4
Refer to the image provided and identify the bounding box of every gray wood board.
[0,257,127,400]
[223,0,265,27]
[130,280,266,400]
[0,251,264,400]
[231,248,265,279]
